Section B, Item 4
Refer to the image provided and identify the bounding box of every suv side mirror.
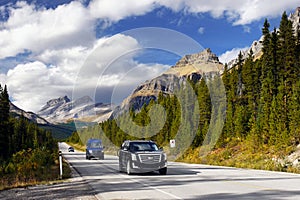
[159,147,164,151]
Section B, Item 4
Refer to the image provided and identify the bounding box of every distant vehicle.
[86,139,104,160]
[68,146,74,152]
[118,140,167,175]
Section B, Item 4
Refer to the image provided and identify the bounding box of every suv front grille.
[138,154,161,164]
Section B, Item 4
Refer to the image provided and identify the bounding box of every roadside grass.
[177,141,300,174]
[0,157,71,191]
[66,142,86,152]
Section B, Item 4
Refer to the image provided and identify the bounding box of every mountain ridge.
[111,48,223,117]
[10,102,49,125]
[38,95,114,124]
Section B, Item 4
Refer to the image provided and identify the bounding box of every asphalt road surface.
[2,142,300,200]
[58,142,300,199]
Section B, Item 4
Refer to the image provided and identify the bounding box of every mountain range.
[37,95,113,124]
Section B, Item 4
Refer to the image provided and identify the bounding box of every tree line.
[0,84,56,162]
[218,12,300,153]
[0,84,57,187]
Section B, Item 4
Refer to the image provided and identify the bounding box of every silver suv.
[118,140,167,175]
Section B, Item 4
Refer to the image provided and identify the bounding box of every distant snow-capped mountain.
[38,95,113,124]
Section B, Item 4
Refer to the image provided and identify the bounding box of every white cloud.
[158,0,297,25]
[219,46,249,64]
[198,27,205,34]
[0,1,94,59]
[3,33,167,112]
[72,34,170,105]
[243,26,251,33]
[230,0,297,25]
[88,0,299,27]
[0,73,7,84]
[5,61,72,112]
[89,0,157,23]
[0,0,297,60]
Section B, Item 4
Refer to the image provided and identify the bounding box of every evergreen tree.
[0,84,10,160]
[270,28,279,90]
[278,12,297,100]
[192,78,211,147]
[288,80,300,145]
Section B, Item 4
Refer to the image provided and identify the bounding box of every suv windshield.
[89,142,102,148]
[130,142,159,152]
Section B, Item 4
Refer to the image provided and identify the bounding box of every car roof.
[127,140,155,143]
[87,139,102,142]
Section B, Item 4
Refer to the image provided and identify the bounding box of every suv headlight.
[131,153,137,161]
[163,153,167,161]
[88,150,93,154]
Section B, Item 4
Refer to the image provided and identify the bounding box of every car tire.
[126,160,132,175]
[159,167,167,175]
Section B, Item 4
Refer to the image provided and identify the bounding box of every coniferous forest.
[72,12,299,172]
[0,84,58,189]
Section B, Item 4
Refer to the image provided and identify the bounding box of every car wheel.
[126,160,132,175]
[159,167,167,175]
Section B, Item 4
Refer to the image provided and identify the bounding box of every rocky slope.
[38,95,113,124]
[112,48,223,117]
[10,102,49,124]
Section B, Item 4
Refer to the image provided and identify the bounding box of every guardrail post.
[59,150,63,179]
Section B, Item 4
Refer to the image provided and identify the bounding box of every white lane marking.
[93,160,183,200]
[125,176,183,200]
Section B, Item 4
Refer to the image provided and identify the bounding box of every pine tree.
[0,84,10,160]
[278,12,297,101]
[192,78,211,147]
[288,80,300,145]
[270,28,279,91]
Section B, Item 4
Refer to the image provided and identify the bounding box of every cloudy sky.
[0,0,298,112]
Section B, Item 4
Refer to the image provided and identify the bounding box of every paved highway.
[59,142,300,199]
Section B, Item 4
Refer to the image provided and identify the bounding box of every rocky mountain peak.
[174,48,220,68]
[112,49,223,116]
[45,96,70,108]
[290,7,300,37]
[164,49,223,77]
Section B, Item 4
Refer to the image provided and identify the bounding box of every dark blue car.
[86,139,104,160]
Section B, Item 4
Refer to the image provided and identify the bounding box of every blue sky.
[0,0,298,112]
